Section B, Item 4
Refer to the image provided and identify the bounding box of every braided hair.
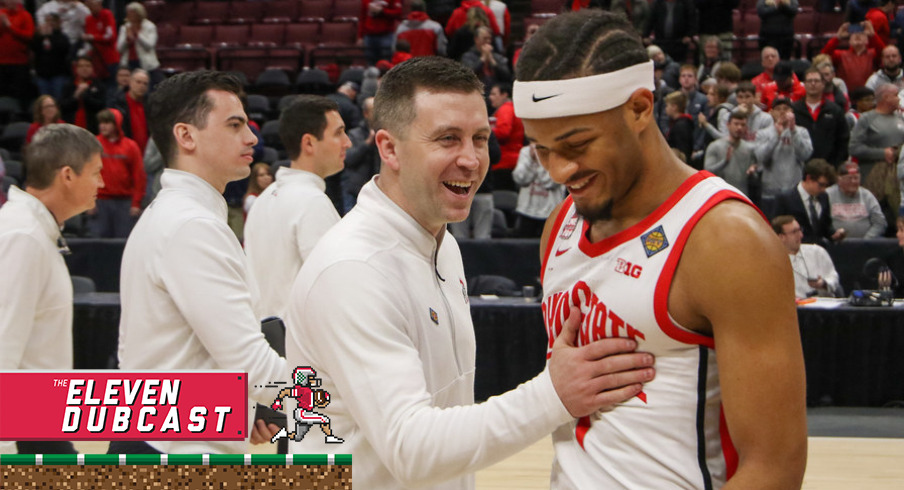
[515,9,649,83]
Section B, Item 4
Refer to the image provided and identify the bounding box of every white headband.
[513,60,656,119]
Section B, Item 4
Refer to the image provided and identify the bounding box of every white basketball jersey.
[541,171,755,489]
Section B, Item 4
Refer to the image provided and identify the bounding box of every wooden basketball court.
[475,436,904,489]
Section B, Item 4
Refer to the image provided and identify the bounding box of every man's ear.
[375,129,400,171]
[300,133,316,156]
[172,122,196,154]
[626,89,655,133]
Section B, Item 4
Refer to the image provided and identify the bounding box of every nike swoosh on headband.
[532,93,561,102]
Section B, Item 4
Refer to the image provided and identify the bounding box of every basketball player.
[285,56,656,489]
[515,10,807,488]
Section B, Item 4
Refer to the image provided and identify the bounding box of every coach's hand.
[549,305,655,418]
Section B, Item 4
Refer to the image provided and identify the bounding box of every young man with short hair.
[705,108,758,195]
[115,71,286,455]
[516,10,806,488]
[89,108,145,238]
[244,95,351,321]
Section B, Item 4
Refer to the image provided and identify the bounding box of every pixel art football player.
[270,366,344,444]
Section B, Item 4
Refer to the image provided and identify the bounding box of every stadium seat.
[286,22,321,48]
[193,1,230,25]
[250,23,286,46]
[263,0,299,23]
[214,24,251,47]
[295,68,333,95]
[531,0,562,15]
[333,0,360,19]
[0,122,30,155]
[217,47,269,82]
[321,20,357,45]
[228,2,265,24]
[298,0,332,23]
[156,23,178,48]
[254,68,293,97]
[178,25,214,47]
[157,47,212,73]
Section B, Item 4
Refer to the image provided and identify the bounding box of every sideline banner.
[0,371,247,441]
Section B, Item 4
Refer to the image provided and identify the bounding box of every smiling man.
[285,56,656,489]
[115,71,285,455]
[514,10,807,489]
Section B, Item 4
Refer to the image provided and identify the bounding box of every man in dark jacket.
[60,55,105,134]
[792,68,850,167]
[695,0,739,61]
[644,0,697,63]
[31,13,69,100]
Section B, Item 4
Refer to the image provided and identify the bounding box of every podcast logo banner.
[0,371,247,441]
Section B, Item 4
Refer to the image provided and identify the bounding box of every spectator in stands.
[511,143,565,238]
[705,108,757,195]
[112,68,150,154]
[812,59,850,111]
[117,2,162,88]
[396,0,447,57]
[611,0,651,36]
[752,46,796,95]
[327,81,363,131]
[0,0,35,107]
[865,0,895,46]
[696,36,724,83]
[60,55,105,134]
[699,83,734,145]
[676,65,709,161]
[461,26,511,91]
[773,215,843,298]
[106,66,130,107]
[448,6,491,62]
[488,83,522,192]
[761,60,806,108]
[89,108,144,238]
[849,83,904,199]
[445,0,500,40]
[732,81,774,140]
[360,0,403,66]
[245,95,348,320]
[757,0,798,60]
[644,0,697,63]
[31,13,69,101]
[391,38,413,65]
[343,97,380,212]
[82,0,117,83]
[793,68,850,167]
[647,44,681,89]
[26,95,62,144]
[481,0,510,45]
[696,0,737,61]
[242,162,272,219]
[754,97,814,199]
[827,161,886,238]
[664,91,695,168]
[0,124,103,456]
[822,21,885,92]
[865,45,904,90]
[813,54,849,95]
[36,0,88,54]
[512,21,539,67]
[774,158,844,244]
[846,86,875,128]
[714,61,742,103]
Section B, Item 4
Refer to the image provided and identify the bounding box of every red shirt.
[752,71,800,95]
[84,9,118,64]
[445,0,501,37]
[866,8,891,46]
[0,6,34,65]
[126,94,148,154]
[97,133,146,207]
[821,35,886,91]
[492,100,524,171]
[760,80,806,107]
[358,0,402,38]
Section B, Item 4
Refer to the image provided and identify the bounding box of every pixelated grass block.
[1,453,351,465]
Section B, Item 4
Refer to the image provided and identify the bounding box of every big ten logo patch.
[615,258,642,278]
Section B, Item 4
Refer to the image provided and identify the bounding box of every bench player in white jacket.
[515,10,807,489]
[285,56,657,489]
[114,71,285,454]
